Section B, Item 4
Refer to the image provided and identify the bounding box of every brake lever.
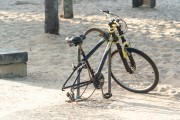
[98,9,109,14]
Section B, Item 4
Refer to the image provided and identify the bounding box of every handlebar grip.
[99,9,110,14]
[102,10,110,14]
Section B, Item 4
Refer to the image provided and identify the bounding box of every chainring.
[93,73,104,89]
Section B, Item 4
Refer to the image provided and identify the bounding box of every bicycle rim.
[111,48,159,93]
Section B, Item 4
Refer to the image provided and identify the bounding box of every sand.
[0,0,180,119]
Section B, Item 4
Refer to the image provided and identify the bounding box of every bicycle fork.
[116,43,135,73]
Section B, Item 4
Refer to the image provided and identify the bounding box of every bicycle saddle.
[66,35,86,46]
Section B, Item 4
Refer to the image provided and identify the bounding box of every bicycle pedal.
[66,92,75,102]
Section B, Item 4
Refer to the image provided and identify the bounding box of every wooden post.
[132,0,140,7]
[45,0,59,34]
[132,0,156,8]
[60,0,73,18]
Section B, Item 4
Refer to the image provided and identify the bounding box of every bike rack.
[75,46,112,100]
[108,46,112,94]
[76,47,81,99]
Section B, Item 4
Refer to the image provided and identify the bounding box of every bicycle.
[62,10,159,102]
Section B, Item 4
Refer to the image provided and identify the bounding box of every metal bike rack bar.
[108,45,112,94]
[76,47,81,99]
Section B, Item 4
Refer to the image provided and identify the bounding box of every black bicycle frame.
[62,36,113,90]
[62,29,132,91]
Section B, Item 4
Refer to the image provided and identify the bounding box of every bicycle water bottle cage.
[66,35,86,47]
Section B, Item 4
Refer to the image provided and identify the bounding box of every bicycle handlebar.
[99,9,110,14]
[99,9,119,20]
[99,9,128,34]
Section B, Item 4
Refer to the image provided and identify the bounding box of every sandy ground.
[0,0,180,119]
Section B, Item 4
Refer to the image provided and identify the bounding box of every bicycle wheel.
[111,48,159,93]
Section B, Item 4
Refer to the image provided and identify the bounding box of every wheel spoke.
[111,48,159,93]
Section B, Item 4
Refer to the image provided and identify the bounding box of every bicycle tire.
[111,48,159,93]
